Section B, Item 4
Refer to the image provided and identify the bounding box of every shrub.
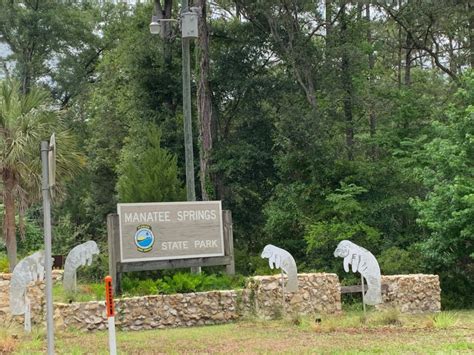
[432,312,457,329]
[0,254,9,273]
[121,272,245,296]
[378,246,423,275]
[159,273,203,294]
[374,308,402,326]
[76,252,109,283]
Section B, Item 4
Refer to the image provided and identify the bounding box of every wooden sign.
[117,201,224,263]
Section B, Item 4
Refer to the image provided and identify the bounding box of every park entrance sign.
[118,201,225,262]
[108,201,234,293]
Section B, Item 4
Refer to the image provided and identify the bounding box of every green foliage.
[406,74,474,308]
[54,2,182,245]
[16,218,44,257]
[305,183,380,271]
[53,283,104,303]
[209,19,279,264]
[117,124,185,203]
[122,278,158,296]
[373,308,402,326]
[155,272,245,294]
[432,312,458,329]
[76,253,109,283]
[0,253,9,273]
[52,214,90,256]
[121,273,245,297]
[2,0,473,307]
[249,254,281,276]
[0,80,83,268]
[0,1,120,103]
[378,246,423,275]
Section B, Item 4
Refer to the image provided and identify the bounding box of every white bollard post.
[105,276,117,355]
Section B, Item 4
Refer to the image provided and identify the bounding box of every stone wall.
[0,271,63,326]
[241,273,341,318]
[55,291,240,331]
[54,273,340,331]
[377,274,441,313]
[0,273,441,332]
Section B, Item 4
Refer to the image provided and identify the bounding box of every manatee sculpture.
[334,240,382,305]
[63,241,99,292]
[261,244,298,292]
[9,250,45,315]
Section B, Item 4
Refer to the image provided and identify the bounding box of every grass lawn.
[1,310,473,354]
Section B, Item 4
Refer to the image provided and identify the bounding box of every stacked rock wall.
[54,273,340,331]
[55,291,240,331]
[0,271,63,325]
[241,273,341,318]
[0,273,441,332]
[377,274,441,313]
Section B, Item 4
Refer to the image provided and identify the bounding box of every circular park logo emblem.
[134,224,155,252]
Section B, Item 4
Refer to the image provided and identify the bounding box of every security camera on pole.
[41,134,56,355]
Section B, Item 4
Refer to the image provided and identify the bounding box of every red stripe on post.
[105,276,115,318]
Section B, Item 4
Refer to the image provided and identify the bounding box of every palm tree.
[0,80,82,271]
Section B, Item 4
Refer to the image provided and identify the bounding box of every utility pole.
[181,0,201,274]
[181,0,196,202]
[151,0,200,273]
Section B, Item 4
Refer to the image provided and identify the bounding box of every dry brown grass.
[0,330,17,354]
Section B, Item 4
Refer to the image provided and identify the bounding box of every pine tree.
[117,124,185,203]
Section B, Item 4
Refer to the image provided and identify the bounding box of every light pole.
[181,0,196,202]
[150,3,200,273]
[150,3,199,202]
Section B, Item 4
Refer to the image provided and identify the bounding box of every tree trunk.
[196,0,214,200]
[366,3,377,159]
[404,32,412,87]
[448,37,457,76]
[397,0,402,89]
[235,1,241,20]
[341,3,354,161]
[154,0,173,67]
[325,0,333,40]
[154,0,175,111]
[2,169,17,272]
[469,0,474,69]
[21,63,31,95]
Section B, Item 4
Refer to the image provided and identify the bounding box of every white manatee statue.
[63,241,100,292]
[334,240,382,305]
[261,244,298,292]
[9,250,45,315]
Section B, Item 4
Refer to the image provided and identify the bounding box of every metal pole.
[24,295,31,333]
[41,141,54,354]
[181,0,196,202]
[361,274,366,316]
[281,270,286,316]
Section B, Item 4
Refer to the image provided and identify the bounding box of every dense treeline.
[0,0,472,308]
